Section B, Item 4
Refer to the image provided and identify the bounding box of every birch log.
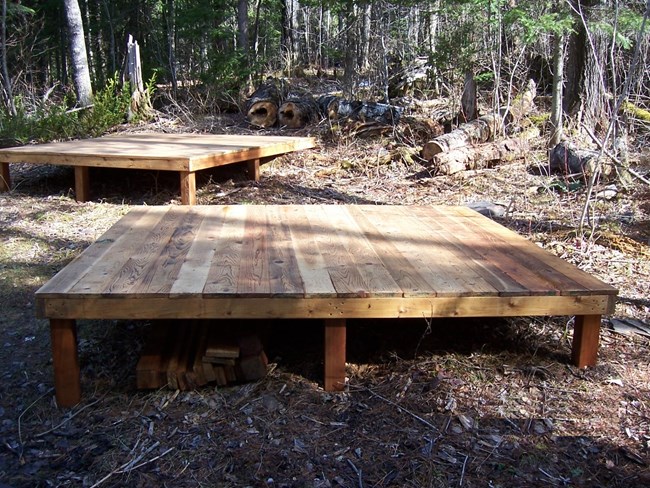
[431,138,529,175]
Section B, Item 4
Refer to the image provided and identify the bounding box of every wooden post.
[50,319,81,407]
[324,319,346,391]
[179,171,196,205]
[571,314,601,368]
[74,166,90,202]
[0,162,10,191]
[246,159,261,182]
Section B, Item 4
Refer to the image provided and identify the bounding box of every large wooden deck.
[35,205,617,407]
[0,133,315,204]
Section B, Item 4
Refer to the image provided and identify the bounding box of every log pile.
[136,321,268,391]
[421,80,537,175]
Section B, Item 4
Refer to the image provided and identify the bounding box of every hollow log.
[422,113,506,160]
[246,80,281,127]
[430,138,529,175]
[278,96,318,128]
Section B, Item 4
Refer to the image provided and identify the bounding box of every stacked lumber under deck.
[136,320,268,391]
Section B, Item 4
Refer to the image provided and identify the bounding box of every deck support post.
[0,162,10,191]
[180,171,196,205]
[324,319,346,391]
[50,319,81,407]
[571,314,601,368]
[246,159,261,181]
[74,166,90,202]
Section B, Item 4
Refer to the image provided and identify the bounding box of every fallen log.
[278,95,318,128]
[422,113,506,160]
[430,138,529,175]
[549,141,613,178]
[317,95,402,124]
[246,80,281,127]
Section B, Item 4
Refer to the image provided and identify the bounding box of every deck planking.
[35,204,618,406]
[0,133,316,204]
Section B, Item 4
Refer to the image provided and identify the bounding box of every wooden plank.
[265,206,305,297]
[280,205,336,297]
[358,206,479,297]
[306,206,371,298]
[236,207,271,296]
[141,207,206,295]
[572,314,601,368]
[346,206,440,297]
[38,207,166,297]
[102,206,187,297]
[324,319,346,391]
[50,319,81,407]
[1,162,11,191]
[321,206,403,297]
[204,205,248,295]
[408,206,553,296]
[393,206,517,296]
[170,206,227,297]
[450,206,618,295]
[246,159,260,181]
[37,294,616,321]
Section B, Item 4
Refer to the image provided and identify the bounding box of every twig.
[582,124,650,186]
[18,387,54,443]
[365,388,439,433]
[346,458,364,488]
[459,454,469,486]
[35,395,104,438]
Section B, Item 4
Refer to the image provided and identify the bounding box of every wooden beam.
[179,171,196,205]
[571,314,601,368]
[324,319,346,391]
[0,162,10,191]
[50,319,81,407]
[74,166,90,202]
[246,159,260,181]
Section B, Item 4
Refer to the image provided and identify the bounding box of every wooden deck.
[35,205,618,407]
[0,133,315,204]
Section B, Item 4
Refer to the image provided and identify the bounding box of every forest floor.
[0,103,649,487]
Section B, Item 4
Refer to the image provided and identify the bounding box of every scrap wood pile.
[136,320,268,391]
[245,78,403,132]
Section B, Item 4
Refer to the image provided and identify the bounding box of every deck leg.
[0,162,10,191]
[571,314,601,368]
[74,166,90,202]
[180,171,196,205]
[246,159,261,181]
[50,319,81,407]
[324,319,346,391]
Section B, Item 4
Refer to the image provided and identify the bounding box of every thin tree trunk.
[0,0,15,116]
[63,0,93,106]
[549,34,564,148]
[166,0,177,96]
[237,0,249,54]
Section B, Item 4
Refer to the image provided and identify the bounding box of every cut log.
[246,80,281,127]
[549,141,613,178]
[430,138,529,175]
[317,95,402,124]
[278,97,318,128]
[422,113,506,161]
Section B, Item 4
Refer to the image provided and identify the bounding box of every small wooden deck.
[0,133,315,204]
[35,205,617,407]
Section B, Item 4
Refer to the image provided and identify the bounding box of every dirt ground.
[0,111,649,487]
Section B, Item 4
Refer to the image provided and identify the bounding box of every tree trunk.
[63,0,93,107]
[549,140,613,178]
[246,80,282,127]
[237,0,249,54]
[549,34,564,148]
[460,70,477,122]
[429,139,529,175]
[0,0,15,116]
[422,113,506,160]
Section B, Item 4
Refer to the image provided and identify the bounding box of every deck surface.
[0,133,315,204]
[36,205,618,405]
[36,204,616,319]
